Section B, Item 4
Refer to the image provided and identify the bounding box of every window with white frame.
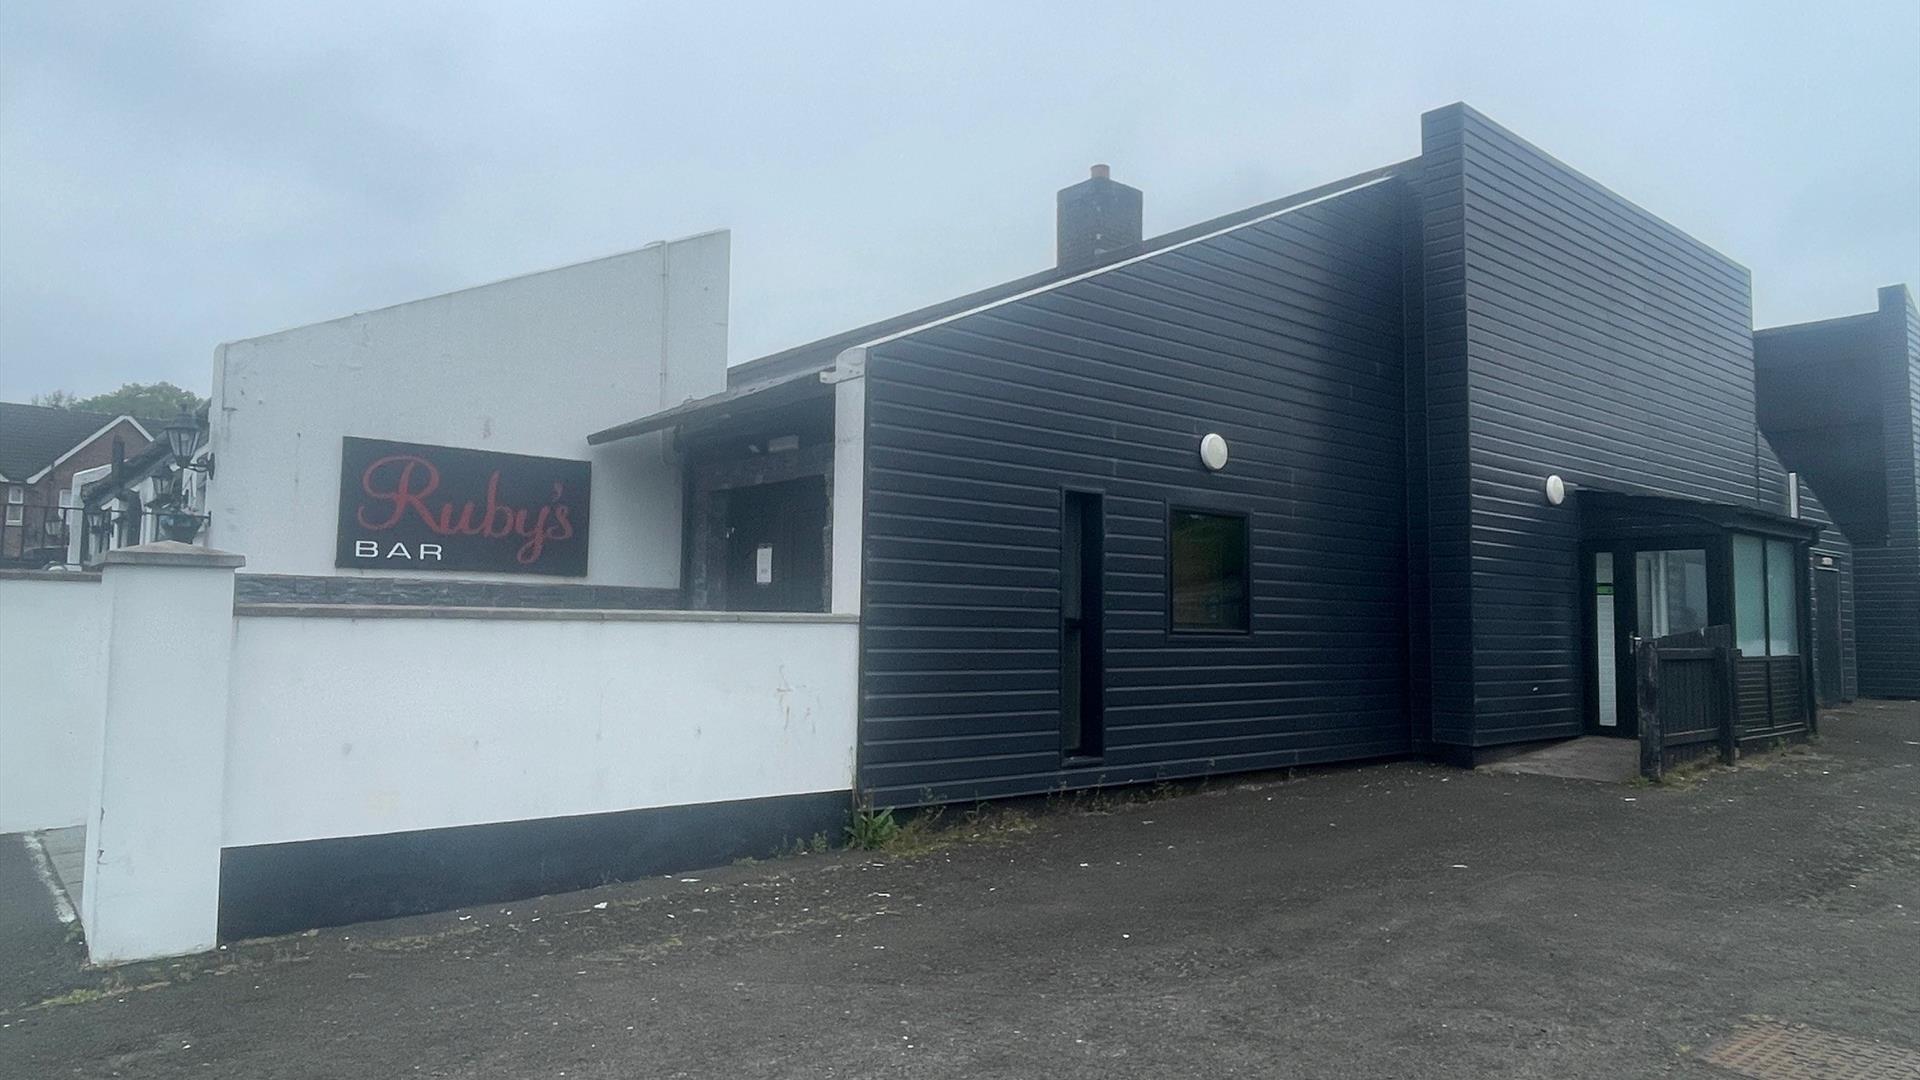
[5,486,23,525]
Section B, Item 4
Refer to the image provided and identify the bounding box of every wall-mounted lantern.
[157,409,213,541]
[1545,474,1567,506]
[1199,433,1230,472]
[163,409,214,477]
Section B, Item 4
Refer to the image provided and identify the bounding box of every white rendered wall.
[829,348,866,617]
[206,231,730,586]
[0,574,106,833]
[83,548,240,963]
[222,612,857,846]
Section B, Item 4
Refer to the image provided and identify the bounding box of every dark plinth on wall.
[217,790,850,940]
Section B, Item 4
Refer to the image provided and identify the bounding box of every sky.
[2,2,1916,402]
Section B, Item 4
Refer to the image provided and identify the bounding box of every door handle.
[1629,633,1643,654]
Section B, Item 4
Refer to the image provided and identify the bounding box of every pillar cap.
[101,541,246,569]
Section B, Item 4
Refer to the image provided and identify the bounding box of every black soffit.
[587,368,832,445]
[1578,488,1823,540]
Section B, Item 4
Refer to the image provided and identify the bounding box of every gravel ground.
[2,698,1915,1079]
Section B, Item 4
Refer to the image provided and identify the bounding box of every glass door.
[1633,548,1710,641]
[1587,544,1714,737]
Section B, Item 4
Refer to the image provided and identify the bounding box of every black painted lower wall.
[218,790,850,940]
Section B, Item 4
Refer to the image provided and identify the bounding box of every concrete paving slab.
[1478,736,1641,783]
[35,826,85,917]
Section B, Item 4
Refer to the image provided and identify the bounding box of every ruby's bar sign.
[336,437,591,576]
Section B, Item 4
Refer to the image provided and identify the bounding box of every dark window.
[1169,509,1249,632]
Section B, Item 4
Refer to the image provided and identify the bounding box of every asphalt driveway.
[3,699,1917,1079]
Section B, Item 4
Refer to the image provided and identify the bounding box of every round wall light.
[1544,474,1567,506]
[1199,433,1230,472]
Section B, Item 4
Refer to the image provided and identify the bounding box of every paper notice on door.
[755,544,774,584]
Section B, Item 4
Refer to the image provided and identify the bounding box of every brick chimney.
[1056,164,1143,268]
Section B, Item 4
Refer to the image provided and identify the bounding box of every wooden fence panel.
[1639,626,1738,780]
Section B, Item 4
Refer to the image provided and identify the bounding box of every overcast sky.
[2,2,1915,402]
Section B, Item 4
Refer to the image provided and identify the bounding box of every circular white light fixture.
[1199,433,1230,472]
[1544,474,1567,506]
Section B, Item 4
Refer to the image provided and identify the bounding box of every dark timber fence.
[1637,625,1739,781]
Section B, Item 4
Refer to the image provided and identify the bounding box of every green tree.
[30,389,80,408]
[35,382,206,419]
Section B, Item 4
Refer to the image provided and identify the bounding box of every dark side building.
[1755,285,1920,700]
[595,102,1879,808]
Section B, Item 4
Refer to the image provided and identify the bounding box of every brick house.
[0,402,154,566]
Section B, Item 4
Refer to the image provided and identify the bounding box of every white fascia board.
[24,415,154,484]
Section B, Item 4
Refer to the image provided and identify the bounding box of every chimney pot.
[1056,164,1143,268]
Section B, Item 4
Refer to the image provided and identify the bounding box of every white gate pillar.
[83,541,244,964]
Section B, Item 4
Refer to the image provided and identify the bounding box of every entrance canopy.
[1579,489,1822,544]
[1578,487,1821,748]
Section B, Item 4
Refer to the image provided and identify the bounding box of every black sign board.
[336,437,591,576]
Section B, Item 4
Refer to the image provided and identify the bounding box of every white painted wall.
[222,611,857,846]
[829,348,866,617]
[83,546,242,963]
[206,232,730,585]
[0,574,106,833]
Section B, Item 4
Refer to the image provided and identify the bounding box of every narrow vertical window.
[1593,553,1619,728]
[1061,491,1104,758]
[1169,509,1249,632]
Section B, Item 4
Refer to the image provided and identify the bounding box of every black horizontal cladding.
[1401,162,1433,750]
[859,179,1412,806]
[1754,284,1919,699]
[1423,104,1760,746]
[1416,112,1474,748]
[1758,438,1857,702]
[1852,285,1920,698]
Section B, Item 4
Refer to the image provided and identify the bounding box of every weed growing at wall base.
[845,802,899,849]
